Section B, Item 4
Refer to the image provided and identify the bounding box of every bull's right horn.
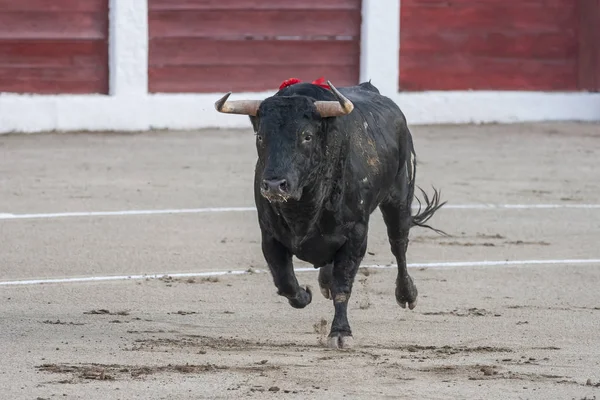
[214,92,262,116]
[313,81,354,117]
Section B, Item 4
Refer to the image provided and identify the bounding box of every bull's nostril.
[262,179,289,194]
[279,180,288,192]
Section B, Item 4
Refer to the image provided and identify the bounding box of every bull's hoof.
[319,286,331,300]
[397,297,418,310]
[396,276,418,310]
[327,334,354,350]
[287,285,312,309]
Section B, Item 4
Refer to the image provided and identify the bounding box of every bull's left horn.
[314,81,354,117]
[214,92,262,116]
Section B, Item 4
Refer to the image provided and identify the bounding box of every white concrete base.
[1,90,598,134]
[393,91,600,125]
[0,91,273,133]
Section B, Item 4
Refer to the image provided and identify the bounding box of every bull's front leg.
[262,233,312,309]
[328,225,368,349]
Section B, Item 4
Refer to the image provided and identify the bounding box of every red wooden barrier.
[578,1,600,92]
[148,0,362,93]
[399,0,585,91]
[0,0,109,94]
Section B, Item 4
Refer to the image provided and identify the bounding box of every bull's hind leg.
[380,203,418,310]
[380,200,418,309]
[380,155,419,309]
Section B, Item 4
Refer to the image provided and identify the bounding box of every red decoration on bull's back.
[279,78,302,90]
[279,77,330,90]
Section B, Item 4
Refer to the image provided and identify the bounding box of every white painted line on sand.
[442,204,600,209]
[1,204,600,221]
[0,207,257,220]
[1,258,598,287]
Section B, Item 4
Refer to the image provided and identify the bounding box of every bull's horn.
[314,81,354,117]
[214,92,261,116]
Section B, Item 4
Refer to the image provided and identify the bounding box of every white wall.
[0,0,598,134]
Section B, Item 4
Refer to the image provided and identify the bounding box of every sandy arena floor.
[1,122,599,399]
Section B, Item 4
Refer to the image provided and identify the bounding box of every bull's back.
[338,84,410,209]
[339,82,408,150]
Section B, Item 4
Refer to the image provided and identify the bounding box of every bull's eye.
[256,134,263,142]
[303,134,312,143]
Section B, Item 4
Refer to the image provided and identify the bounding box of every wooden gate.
[148,0,362,93]
[0,0,109,94]
[399,0,599,92]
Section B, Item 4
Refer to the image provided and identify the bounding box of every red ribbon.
[279,78,302,90]
[279,76,330,90]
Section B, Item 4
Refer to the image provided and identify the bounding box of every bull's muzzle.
[260,178,291,202]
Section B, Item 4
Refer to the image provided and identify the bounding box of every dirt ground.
[1,122,599,399]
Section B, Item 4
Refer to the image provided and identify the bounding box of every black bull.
[215,80,445,349]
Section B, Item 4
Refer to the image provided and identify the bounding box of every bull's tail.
[411,186,447,236]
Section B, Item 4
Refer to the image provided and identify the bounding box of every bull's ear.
[314,81,354,117]
[214,92,262,116]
